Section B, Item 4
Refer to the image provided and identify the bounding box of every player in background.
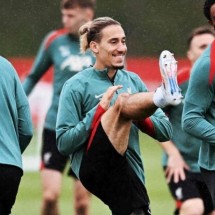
[161,26,215,215]
[0,57,33,214]
[182,0,215,208]
[22,0,95,214]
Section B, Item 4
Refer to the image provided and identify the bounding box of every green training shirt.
[23,29,95,131]
[183,41,215,170]
[56,67,173,183]
[0,56,33,169]
[162,68,202,172]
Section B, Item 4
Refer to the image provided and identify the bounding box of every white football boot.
[153,50,183,108]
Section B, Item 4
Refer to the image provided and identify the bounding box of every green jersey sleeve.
[56,82,97,156]
[23,33,52,95]
[182,54,215,144]
[14,70,33,153]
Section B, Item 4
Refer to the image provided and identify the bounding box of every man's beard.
[112,65,124,70]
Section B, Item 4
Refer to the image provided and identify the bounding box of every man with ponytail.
[23,0,96,215]
[57,17,182,215]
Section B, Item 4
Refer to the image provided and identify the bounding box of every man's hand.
[165,144,190,183]
[160,141,190,183]
[100,85,123,110]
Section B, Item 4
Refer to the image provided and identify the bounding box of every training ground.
[10,57,188,214]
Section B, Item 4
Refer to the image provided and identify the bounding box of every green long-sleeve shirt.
[0,56,33,169]
[56,67,172,183]
[23,29,95,131]
[182,41,215,170]
[162,68,202,172]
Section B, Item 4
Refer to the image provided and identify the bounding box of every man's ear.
[209,20,213,26]
[187,50,191,61]
[85,8,94,21]
[90,41,99,54]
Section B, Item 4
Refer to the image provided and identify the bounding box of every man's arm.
[14,69,33,153]
[22,34,52,95]
[135,108,173,142]
[56,82,97,156]
[160,140,189,183]
[182,56,215,144]
[183,102,215,144]
[133,74,173,141]
[56,84,122,156]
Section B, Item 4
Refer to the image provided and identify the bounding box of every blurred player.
[162,26,215,215]
[183,0,215,208]
[23,0,96,214]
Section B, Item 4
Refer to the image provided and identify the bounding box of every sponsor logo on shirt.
[95,93,105,100]
[59,46,71,57]
[60,55,93,72]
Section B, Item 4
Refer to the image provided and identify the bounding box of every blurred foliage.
[0,0,207,57]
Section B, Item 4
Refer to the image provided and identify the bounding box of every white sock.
[153,86,167,108]
[153,85,183,108]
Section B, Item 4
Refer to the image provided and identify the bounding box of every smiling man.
[56,17,182,215]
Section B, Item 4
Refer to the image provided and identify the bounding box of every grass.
[12,133,174,215]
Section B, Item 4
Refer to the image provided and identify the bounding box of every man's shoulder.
[192,52,211,76]
[0,57,18,87]
[65,67,92,85]
[0,56,9,65]
[120,69,140,79]
[44,28,68,49]
[118,69,147,90]
[177,67,190,85]
[189,51,213,87]
[0,56,15,75]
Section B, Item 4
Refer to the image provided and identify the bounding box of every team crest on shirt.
[127,87,132,94]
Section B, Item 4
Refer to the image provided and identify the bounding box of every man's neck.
[107,69,117,80]
[94,64,117,77]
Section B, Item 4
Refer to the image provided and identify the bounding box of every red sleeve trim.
[176,200,182,210]
[45,28,68,49]
[87,105,106,151]
[136,117,155,137]
[40,161,44,171]
[177,68,190,85]
[209,40,215,85]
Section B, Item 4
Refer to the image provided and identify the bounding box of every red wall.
[126,57,190,90]
[10,57,190,91]
[9,57,53,83]
[9,57,190,125]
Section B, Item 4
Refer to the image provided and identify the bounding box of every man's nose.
[117,43,127,52]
